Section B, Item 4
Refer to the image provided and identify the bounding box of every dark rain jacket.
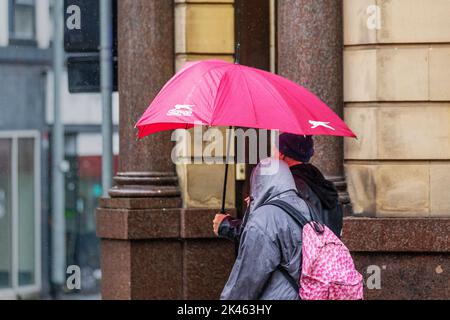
[290,164,343,238]
[219,164,343,241]
[220,159,311,300]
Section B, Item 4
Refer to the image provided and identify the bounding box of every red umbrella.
[136,59,356,212]
[137,60,356,138]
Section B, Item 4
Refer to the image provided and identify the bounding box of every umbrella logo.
[309,120,335,131]
[167,104,194,117]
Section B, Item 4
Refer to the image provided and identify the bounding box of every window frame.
[8,0,37,46]
[0,131,41,299]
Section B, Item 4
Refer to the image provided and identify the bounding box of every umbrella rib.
[251,68,304,133]
[239,66,259,125]
[272,79,317,131]
[256,69,331,132]
[210,66,234,124]
[186,63,230,104]
[140,62,230,126]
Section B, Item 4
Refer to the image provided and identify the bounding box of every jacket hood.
[290,164,339,209]
[249,158,297,212]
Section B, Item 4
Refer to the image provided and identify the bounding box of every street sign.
[64,0,100,52]
[64,0,118,93]
[67,55,118,93]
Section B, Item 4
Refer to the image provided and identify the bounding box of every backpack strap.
[277,265,300,293]
[262,199,310,228]
[295,191,324,227]
[260,198,324,295]
[259,199,309,294]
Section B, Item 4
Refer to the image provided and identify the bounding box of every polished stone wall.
[97,0,235,300]
[277,0,351,211]
[278,0,344,179]
[343,217,450,299]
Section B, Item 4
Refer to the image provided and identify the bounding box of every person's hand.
[213,213,229,236]
[245,197,251,207]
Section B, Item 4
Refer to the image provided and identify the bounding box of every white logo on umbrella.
[309,120,335,131]
[167,104,194,117]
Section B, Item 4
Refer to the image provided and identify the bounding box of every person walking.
[220,158,310,300]
[213,134,343,241]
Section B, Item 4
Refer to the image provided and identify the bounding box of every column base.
[97,202,236,300]
[108,172,181,198]
[328,175,353,216]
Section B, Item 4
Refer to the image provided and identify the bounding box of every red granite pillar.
[96,0,235,300]
[277,0,352,214]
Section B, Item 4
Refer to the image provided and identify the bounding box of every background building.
[0,0,118,299]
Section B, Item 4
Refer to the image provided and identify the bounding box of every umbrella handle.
[222,42,239,213]
[220,163,229,214]
[235,43,241,65]
[221,126,234,213]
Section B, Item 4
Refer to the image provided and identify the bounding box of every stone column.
[97,0,234,300]
[277,0,351,213]
[111,0,178,197]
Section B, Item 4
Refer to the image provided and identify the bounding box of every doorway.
[0,131,41,299]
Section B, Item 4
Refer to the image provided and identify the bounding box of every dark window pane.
[11,0,36,40]
[18,138,36,286]
[0,139,12,289]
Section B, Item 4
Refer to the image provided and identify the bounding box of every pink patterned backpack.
[265,199,364,300]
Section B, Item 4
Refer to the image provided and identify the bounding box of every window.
[0,132,41,298]
[0,139,13,290]
[9,0,36,42]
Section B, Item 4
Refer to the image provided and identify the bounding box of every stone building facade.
[98,0,449,300]
[343,0,450,299]
[344,0,450,218]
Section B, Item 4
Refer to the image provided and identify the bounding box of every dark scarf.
[290,164,339,209]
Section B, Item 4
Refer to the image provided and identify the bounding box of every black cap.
[277,133,314,163]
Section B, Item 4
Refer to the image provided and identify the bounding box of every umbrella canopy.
[136,60,356,139]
